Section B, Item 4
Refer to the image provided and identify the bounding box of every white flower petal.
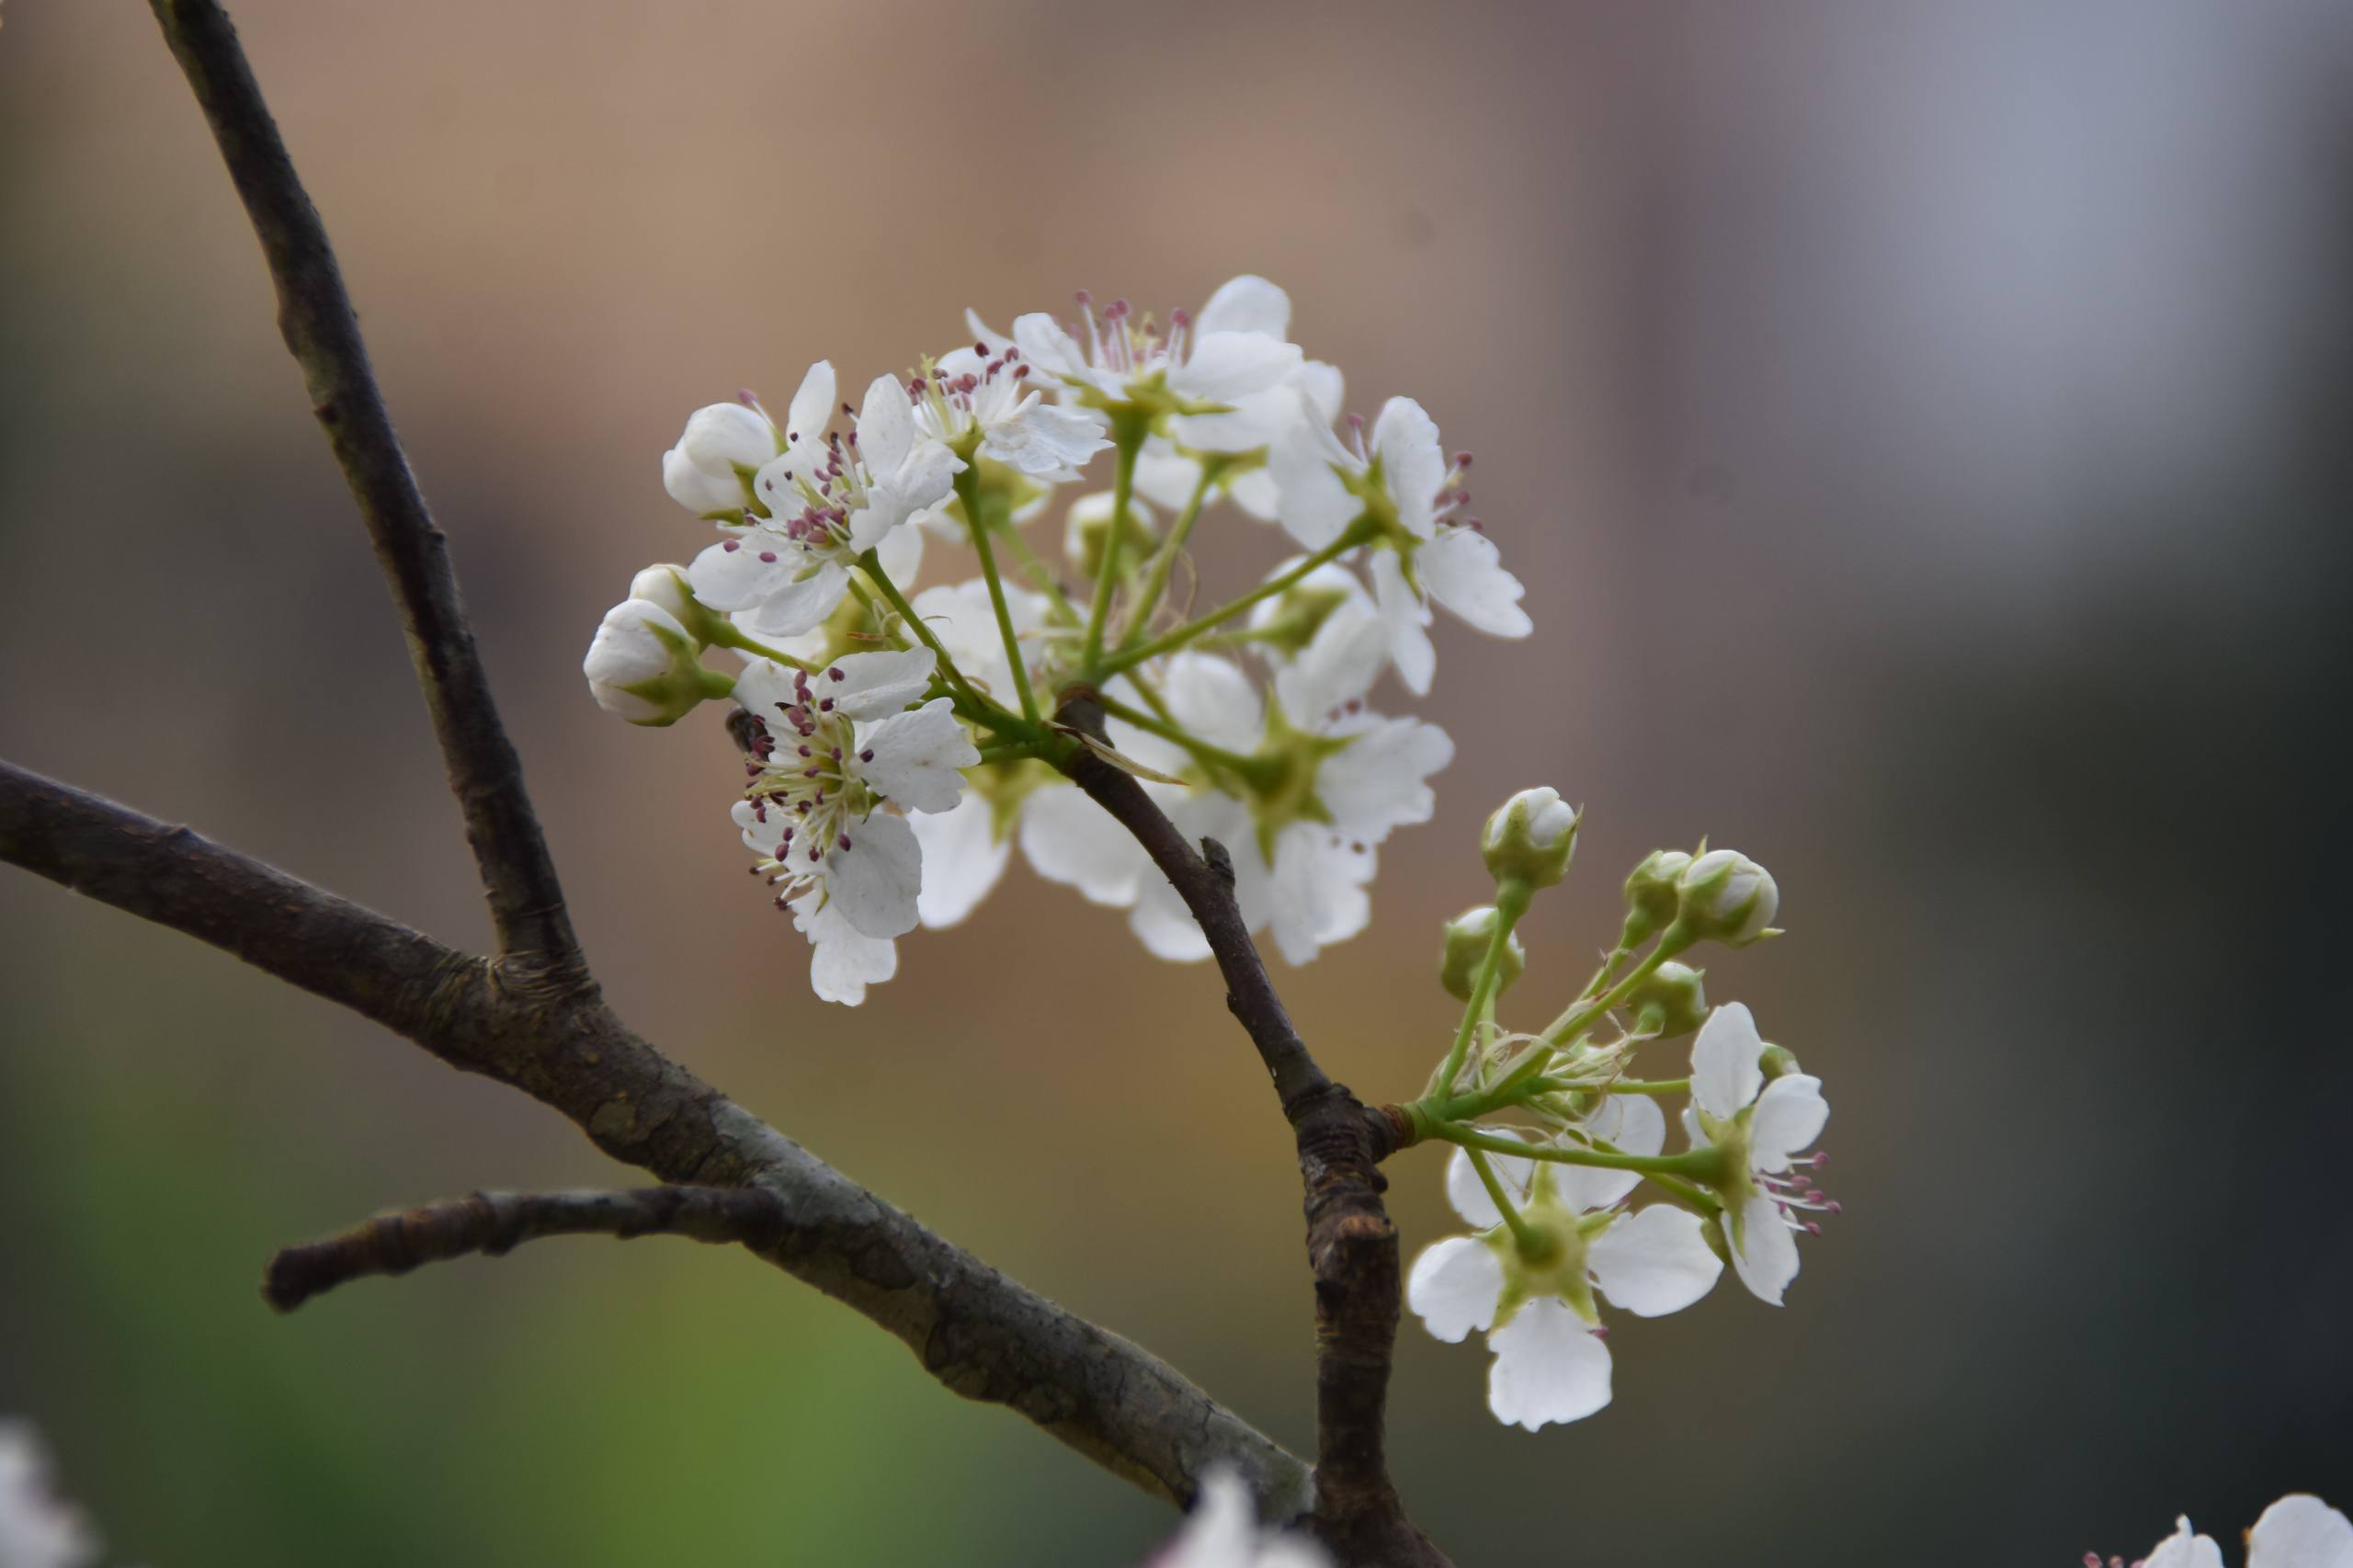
[821,811,923,939]
[1727,1190,1801,1306]
[1266,830,1372,965]
[2248,1495,2353,1568]
[1018,783,1147,906]
[1159,653,1265,756]
[1485,1298,1612,1431]
[1444,1136,1534,1229]
[985,400,1108,476]
[1011,312,1089,381]
[1173,330,1302,403]
[858,699,979,814]
[909,794,1011,929]
[687,537,795,612]
[1689,1002,1766,1120]
[1272,594,1387,719]
[783,361,837,450]
[739,562,850,640]
[1406,1237,1505,1344]
[1748,1074,1829,1175]
[1371,397,1445,539]
[1314,715,1452,846]
[1270,409,1363,551]
[1587,1207,1723,1318]
[1552,1094,1666,1212]
[2144,1518,2227,1568]
[664,444,744,515]
[876,509,926,584]
[1195,275,1291,340]
[825,647,938,719]
[1370,550,1435,697]
[857,372,914,478]
[1130,876,1213,962]
[790,888,896,1006]
[1420,527,1532,638]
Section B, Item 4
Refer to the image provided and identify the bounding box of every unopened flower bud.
[1620,849,1692,946]
[1675,848,1779,947]
[1439,905,1527,1001]
[1064,489,1156,578]
[1481,787,1578,891]
[1759,1044,1802,1080]
[628,563,724,645]
[662,402,777,516]
[1625,960,1708,1038]
[584,599,716,726]
[1247,564,1356,655]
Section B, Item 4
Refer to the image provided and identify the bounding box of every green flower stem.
[1638,1171,1722,1215]
[695,667,736,700]
[1427,1043,1557,1123]
[858,550,988,712]
[1096,519,1371,680]
[1466,1146,1550,1260]
[1433,1123,1729,1182]
[1093,692,1269,784]
[706,620,814,673]
[842,577,905,649]
[1607,1077,1689,1096]
[1434,880,1531,1101]
[1576,941,1638,1004]
[1118,459,1220,648]
[954,467,1041,724]
[1540,929,1689,1046]
[1081,412,1149,670]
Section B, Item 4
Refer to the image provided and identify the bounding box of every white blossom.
[731,649,978,1003]
[1683,1002,1834,1304]
[912,345,1108,482]
[1011,286,1303,415]
[687,361,958,639]
[1144,1469,1328,1568]
[2131,1496,2353,1568]
[0,1423,98,1568]
[1406,1118,1722,1431]
[1269,396,1529,695]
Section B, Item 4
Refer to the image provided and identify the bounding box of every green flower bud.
[1760,1044,1802,1080]
[1620,849,1692,946]
[1064,489,1156,579]
[1481,788,1579,891]
[1625,960,1708,1039]
[1247,573,1354,656]
[1439,905,1527,1001]
[584,599,723,726]
[1676,847,1779,947]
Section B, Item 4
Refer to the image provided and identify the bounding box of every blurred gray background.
[3,1,2348,1563]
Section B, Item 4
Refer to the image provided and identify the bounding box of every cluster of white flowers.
[0,1423,98,1568]
[2101,1494,2352,1568]
[586,277,1530,1002]
[1401,790,1827,1429]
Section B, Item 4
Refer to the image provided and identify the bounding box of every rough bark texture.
[1063,713,1453,1567]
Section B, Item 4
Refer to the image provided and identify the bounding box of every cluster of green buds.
[1400,788,1825,1430]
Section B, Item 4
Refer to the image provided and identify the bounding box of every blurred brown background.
[5,2,2349,1563]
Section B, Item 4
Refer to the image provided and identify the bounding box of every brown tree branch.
[1060,710,1451,1568]
[0,758,1310,1519]
[263,1187,794,1312]
[149,0,579,980]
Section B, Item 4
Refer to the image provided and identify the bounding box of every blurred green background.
[4,2,2348,1563]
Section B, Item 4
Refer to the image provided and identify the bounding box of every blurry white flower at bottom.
[0,1421,99,1568]
[2115,1494,2353,1568]
[1143,1471,1327,1568]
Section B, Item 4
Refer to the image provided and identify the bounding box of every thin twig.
[149,0,579,979]
[264,1187,792,1312]
[1059,700,1451,1568]
[0,758,1309,1517]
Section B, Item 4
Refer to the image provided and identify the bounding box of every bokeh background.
[5,2,2349,1563]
